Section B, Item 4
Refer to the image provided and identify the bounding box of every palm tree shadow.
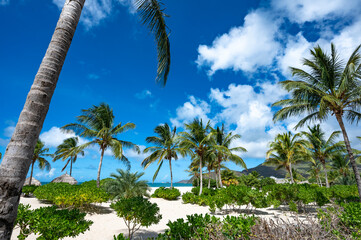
[133,229,161,239]
[212,208,270,216]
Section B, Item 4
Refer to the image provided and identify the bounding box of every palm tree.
[211,125,247,188]
[186,163,200,187]
[53,137,85,176]
[264,132,309,183]
[0,0,170,237]
[308,161,323,186]
[179,119,213,195]
[302,125,345,188]
[142,123,185,189]
[103,169,149,199]
[62,103,140,188]
[273,44,361,200]
[29,140,52,186]
[330,153,351,178]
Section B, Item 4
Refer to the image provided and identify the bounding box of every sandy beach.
[11,187,300,240]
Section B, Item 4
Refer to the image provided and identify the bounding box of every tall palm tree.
[29,140,52,186]
[264,132,309,183]
[273,44,361,200]
[308,161,323,186]
[179,119,213,195]
[186,163,200,187]
[142,123,185,188]
[53,137,85,176]
[0,0,170,237]
[62,103,140,188]
[211,125,247,188]
[330,153,351,178]
[103,169,150,199]
[302,125,345,188]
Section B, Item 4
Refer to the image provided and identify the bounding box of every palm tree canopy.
[302,124,345,164]
[53,137,85,172]
[135,0,171,85]
[142,123,185,182]
[211,124,247,169]
[273,43,361,128]
[103,169,150,199]
[62,103,140,168]
[33,140,52,171]
[265,132,310,170]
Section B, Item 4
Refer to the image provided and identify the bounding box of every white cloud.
[135,90,152,99]
[36,168,56,178]
[40,127,87,148]
[3,125,15,138]
[170,96,211,127]
[196,10,281,76]
[271,0,359,24]
[0,0,9,6]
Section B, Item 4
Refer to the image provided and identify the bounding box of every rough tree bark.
[199,156,203,196]
[169,159,173,189]
[0,1,84,238]
[28,161,35,186]
[336,114,361,202]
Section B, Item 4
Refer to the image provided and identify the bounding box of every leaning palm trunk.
[218,167,223,188]
[0,1,84,238]
[336,114,361,202]
[208,169,211,189]
[199,156,203,196]
[288,163,295,184]
[169,159,173,189]
[29,161,35,186]
[97,148,105,188]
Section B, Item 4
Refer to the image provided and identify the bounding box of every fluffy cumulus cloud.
[271,0,359,24]
[52,0,136,29]
[135,90,152,99]
[170,96,211,127]
[197,10,281,76]
[36,168,56,178]
[197,0,361,78]
[39,127,87,148]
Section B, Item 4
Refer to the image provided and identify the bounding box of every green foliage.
[21,185,38,197]
[15,204,92,240]
[151,187,181,200]
[103,169,150,199]
[158,214,257,240]
[33,181,110,209]
[110,197,161,239]
[192,177,217,188]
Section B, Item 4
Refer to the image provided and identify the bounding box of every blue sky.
[1,0,361,182]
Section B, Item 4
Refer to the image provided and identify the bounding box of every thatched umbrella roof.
[24,177,41,186]
[51,173,78,185]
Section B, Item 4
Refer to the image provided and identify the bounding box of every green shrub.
[192,178,217,188]
[21,186,38,197]
[110,197,161,239]
[15,204,92,240]
[151,187,181,200]
[33,182,110,209]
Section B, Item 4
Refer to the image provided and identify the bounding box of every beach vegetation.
[53,137,85,176]
[103,169,150,199]
[15,204,92,240]
[21,185,38,197]
[142,123,185,188]
[151,187,181,200]
[273,43,361,201]
[33,181,110,210]
[28,140,52,186]
[110,197,161,239]
[62,103,140,188]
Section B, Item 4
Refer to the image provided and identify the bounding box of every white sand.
[11,187,303,240]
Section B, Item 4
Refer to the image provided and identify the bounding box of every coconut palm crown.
[302,124,345,187]
[29,140,52,186]
[62,103,140,187]
[265,132,310,183]
[179,119,213,195]
[53,137,85,176]
[210,124,247,188]
[272,43,361,200]
[142,123,185,188]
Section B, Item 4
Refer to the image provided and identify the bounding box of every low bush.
[15,204,92,240]
[151,187,181,200]
[111,197,161,239]
[21,185,38,197]
[33,181,110,209]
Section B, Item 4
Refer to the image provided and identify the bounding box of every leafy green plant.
[151,187,180,200]
[21,185,38,197]
[15,204,92,240]
[110,197,161,239]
